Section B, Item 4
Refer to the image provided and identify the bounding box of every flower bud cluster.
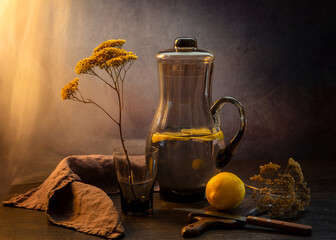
[75,39,137,74]
[61,77,79,100]
[250,158,310,218]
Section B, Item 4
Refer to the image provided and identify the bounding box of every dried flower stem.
[244,183,259,191]
[61,39,138,199]
[244,183,282,198]
[73,93,118,125]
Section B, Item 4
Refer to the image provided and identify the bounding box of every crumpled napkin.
[2,155,124,239]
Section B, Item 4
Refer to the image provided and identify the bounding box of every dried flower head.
[105,52,138,68]
[93,47,126,68]
[75,57,97,74]
[260,162,281,175]
[61,78,79,100]
[249,158,310,218]
[75,44,137,74]
[93,39,126,53]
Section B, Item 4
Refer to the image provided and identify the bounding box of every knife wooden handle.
[245,216,312,236]
[181,217,239,238]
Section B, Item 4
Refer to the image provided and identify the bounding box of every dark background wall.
[0,0,335,198]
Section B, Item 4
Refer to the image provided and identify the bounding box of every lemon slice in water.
[151,128,223,143]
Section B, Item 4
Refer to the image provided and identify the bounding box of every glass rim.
[113,145,158,156]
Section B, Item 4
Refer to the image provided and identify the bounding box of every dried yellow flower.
[106,56,126,68]
[75,57,97,74]
[92,47,127,68]
[61,38,137,198]
[61,78,79,100]
[248,158,310,218]
[260,162,281,175]
[125,52,138,60]
[75,45,138,73]
[286,157,304,182]
[105,52,138,68]
[93,39,126,53]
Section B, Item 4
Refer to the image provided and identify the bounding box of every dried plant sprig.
[61,39,137,199]
[93,39,126,53]
[246,158,310,218]
[61,77,79,100]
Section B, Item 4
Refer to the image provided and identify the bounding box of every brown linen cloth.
[2,155,124,239]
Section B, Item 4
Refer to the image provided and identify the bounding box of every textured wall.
[0,0,335,197]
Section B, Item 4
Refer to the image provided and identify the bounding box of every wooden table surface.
[1,159,335,239]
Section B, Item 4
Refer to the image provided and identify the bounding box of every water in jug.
[146,37,246,202]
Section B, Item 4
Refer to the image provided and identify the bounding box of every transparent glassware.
[146,37,246,202]
[114,145,158,216]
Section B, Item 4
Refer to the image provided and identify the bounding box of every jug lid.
[156,37,214,62]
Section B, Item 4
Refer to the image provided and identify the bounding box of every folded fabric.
[2,155,124,239]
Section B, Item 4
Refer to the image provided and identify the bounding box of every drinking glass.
[113,144,158,216]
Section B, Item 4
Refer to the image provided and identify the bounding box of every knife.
[175,208,312,236]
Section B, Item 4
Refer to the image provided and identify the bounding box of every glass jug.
[146,37,246,202]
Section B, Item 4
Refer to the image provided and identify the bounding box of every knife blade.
[176,207,247,221]
[175,207,312,236]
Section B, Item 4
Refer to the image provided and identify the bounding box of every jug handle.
[210,97,246,169]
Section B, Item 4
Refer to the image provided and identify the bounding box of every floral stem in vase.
[116,90,136,200]
[60,39,138,200]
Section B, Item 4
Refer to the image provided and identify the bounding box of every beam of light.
[0,0,72,186]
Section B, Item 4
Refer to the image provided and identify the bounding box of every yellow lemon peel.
[206,172,245,210]
[151,128,223,143]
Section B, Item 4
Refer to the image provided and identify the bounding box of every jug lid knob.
[174,37,197,50]
[156,37,214,62]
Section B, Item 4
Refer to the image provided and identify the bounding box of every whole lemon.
[205,172,245,210]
